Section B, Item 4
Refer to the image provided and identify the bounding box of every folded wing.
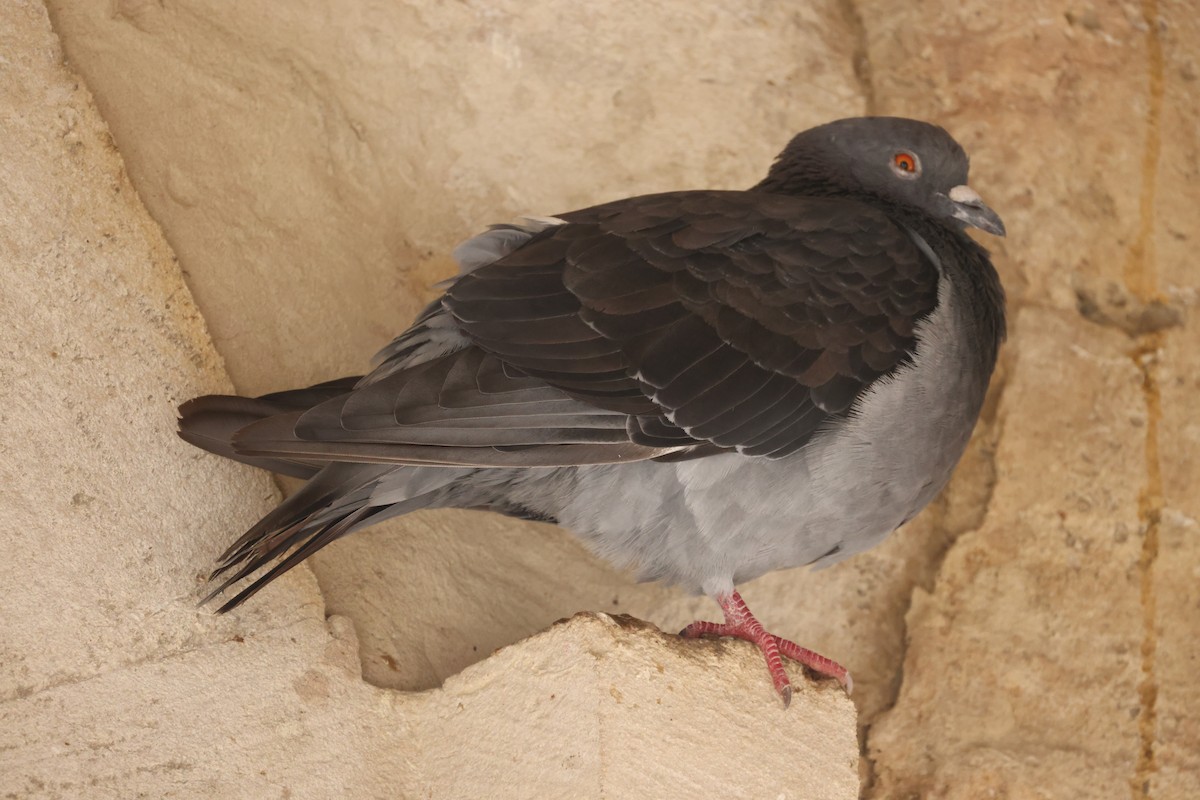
[230,191,940,468]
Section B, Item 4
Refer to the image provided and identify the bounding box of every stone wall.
[2,0,1197,796]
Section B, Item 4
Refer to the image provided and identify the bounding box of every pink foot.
[680,590,852,707]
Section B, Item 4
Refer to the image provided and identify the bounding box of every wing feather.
[225,190,938,469]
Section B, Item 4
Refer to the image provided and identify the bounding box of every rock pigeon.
[178,117,1006,706]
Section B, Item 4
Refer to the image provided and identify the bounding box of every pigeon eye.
[891,151,920,178]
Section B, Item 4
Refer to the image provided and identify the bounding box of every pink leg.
[680,590,852,707]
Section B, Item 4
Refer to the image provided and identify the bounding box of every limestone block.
[4,611,858,799]
[399,613,858,800]
[0,4,859,797]
[854,2,1200,795]
[0,0,295,701]
[1149,9,1200,794]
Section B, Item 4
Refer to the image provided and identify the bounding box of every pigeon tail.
[176,380,442,612]
[201,461,440,613]
[177,378,361,478]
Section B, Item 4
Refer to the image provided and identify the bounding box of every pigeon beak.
[947,185,1006,237]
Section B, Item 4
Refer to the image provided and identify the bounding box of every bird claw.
[680,590,851,707]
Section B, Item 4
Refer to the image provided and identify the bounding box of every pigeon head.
[757,116,1005,237]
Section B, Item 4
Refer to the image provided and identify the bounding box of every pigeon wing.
[448,190,941,458]
[232,190,939,467]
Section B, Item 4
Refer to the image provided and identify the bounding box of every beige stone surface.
[403,613,858,800]
[0,3,858,797]
[5,609,857,800]
[1149,5,1200,796]
[12,0,1200,797]
[0,0,288,700]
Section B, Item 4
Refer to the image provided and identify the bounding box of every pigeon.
[179,116,1006,706]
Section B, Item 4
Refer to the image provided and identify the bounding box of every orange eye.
[893,152,918,174]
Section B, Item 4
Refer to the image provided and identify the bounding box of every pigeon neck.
[752,167,916,219]
[904,213,1007,370]
[751,160,848,198]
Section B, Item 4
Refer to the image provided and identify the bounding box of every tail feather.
[206,462,372,584]
[209,504,371,613]
[206,491,443,613]
[174,378,423,612]
[177,378,360,479]
[200,462,447,612]
[207,468,344,580]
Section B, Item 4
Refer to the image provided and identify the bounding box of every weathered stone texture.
[5,0,1198,796]
[1149,4,1200,796]
[44,0,865,394]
